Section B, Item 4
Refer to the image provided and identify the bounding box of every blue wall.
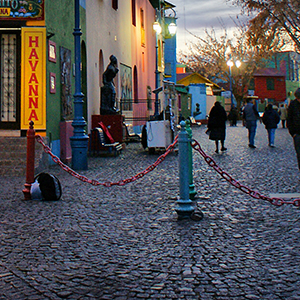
[189,84,207,119]
[164,17,177,84]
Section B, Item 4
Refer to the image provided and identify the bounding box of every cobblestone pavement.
[1,121,300,299]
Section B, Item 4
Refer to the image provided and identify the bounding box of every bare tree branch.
[228,0,300,52]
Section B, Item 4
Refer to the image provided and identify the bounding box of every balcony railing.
[119,99,161,126]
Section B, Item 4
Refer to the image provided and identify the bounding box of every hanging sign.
[0,0,44,20]
[21,27,46,130]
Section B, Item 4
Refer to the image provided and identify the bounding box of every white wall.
[86,0,156,132]
[206,95,217,117]
[86,1,131,131]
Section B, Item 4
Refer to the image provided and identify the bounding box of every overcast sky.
[169,0,248,53]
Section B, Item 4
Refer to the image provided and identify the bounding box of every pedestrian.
[287,88,300,170]
[262,103,280,147]
[278,103,288,128]
[243,97,260,148]
[207,101,227,153]
[228,105,238,126]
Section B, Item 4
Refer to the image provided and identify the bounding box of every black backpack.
[35,172,62,201]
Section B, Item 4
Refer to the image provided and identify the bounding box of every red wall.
[254,76,286,102]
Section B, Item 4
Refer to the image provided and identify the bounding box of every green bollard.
[185,119,197,200]
[175,121,195,219]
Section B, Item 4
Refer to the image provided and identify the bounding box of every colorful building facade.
[0,0,87,160]
[253,68,286,104]
[0,0,176,165]
[86,0,157,132]
[254,51,300,104]
[177,72,224,122]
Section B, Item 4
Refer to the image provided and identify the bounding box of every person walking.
[207,101,227,153]
[262,103,280,147]
[278,103,288,128]
[243,97,260,148]
[287,88,300,170]
[228,105,238,126]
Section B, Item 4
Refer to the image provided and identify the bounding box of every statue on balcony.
[100,55,119,115]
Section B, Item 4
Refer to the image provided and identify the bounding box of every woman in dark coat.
[207,101,227,153]
[262,103,280,147]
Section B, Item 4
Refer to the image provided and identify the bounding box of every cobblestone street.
[1,121,300,299]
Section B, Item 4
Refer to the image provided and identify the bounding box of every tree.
[178,24,275,111]
[228,0,300,52]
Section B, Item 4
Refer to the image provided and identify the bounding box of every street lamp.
[153,21,162,34]
[227,59,241,107]
[153,18,177,117]
[70,0,89,170]
[168,22,177,35]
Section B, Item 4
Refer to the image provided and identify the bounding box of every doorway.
[0,31,21,129]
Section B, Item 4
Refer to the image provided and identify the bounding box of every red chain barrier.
[35,135,178,187]
[191,139,300,207]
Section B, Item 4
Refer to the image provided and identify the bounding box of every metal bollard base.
[175,198,194,219]
[70,136,89,170]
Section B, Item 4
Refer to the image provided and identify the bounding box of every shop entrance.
[0,31,21,130]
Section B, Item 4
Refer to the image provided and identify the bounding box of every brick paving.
[1,121,300,299]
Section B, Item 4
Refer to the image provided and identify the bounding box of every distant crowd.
[206,87,300,170]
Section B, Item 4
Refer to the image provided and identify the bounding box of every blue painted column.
[175,121,195,219]
[70,0,89,170]
[154,31,160,117]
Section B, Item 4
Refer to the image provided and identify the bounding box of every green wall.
[286,81,300,101]
[45,0,86,142]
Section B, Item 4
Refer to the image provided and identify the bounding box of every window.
[266,78,275,90]
[112,0,118,10]
[48,40,56,63]
[133,66,138,103]
[99,50,104,87]
[140,9,144,29]
[132,0,136,26]
[141,9,145,47]
[165,63,172,77]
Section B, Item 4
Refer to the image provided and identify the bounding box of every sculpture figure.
[101,55,119,115]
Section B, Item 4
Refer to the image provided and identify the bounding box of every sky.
[169,0,248,53]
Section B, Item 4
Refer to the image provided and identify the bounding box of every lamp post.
[153,21,162,117]
[227,59,241,107]
[70,0,89,170]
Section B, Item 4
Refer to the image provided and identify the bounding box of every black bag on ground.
[35,172,62,201]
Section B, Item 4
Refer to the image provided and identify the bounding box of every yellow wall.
[21,27,46,130]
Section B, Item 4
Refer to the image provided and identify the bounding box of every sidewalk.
[1,121,300,299]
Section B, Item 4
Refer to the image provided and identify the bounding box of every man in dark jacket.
[243,97,260,148]
[287,88,300,169]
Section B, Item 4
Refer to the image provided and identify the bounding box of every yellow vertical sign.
[21,27,46,130]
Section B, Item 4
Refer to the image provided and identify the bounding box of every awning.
[149,0,175,9]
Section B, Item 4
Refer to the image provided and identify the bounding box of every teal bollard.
[175,121,195,219]
[185,119,197,200]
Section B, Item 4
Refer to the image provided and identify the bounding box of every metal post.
[175,121,194,219]
[185,119,197,200]
[229,66,233,107]
[154,32,160,117]
[23,121,35,200]
[70,0,89,170]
